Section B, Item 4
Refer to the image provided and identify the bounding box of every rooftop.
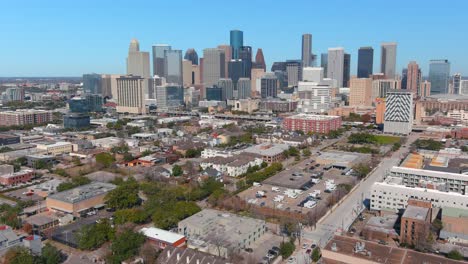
[140,227,185,244]
[243,143,289,157]
[402,205,430,221]
[285,113,341,121]
[47,182,116,204]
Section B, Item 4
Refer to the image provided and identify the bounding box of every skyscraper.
[460,80,468,95]
[83,74,102,94]
[384,90,413,135]
[116,75,147,114]
[152,44,171,77]
[380,42,397,79]
[239,46,252,78]
[453,73,461,95]
[301,34,312,68]
[228,59,243,86]
[420,81,431,98]
[202,48,225,89]
[254,48,266,71]
[327,48,344,87]
[184,49,199,65]
[343,53,351,87]
[156,84,184,110]
[321,54,328,78]
[164,50,183,85]
[230,30,243,59]
[261,73,278,98]
[127,39,150,78]
[251,68,265,97]
[401,68,408,90]
[182,60,193,87]
[237,78,251,99]
[357,47,373,78]
[429,59,450,95]
[406,61,421,95]
[218,78,234,100]
[349,77,373,106]
[217,45,232,78]
[286,61,301,87]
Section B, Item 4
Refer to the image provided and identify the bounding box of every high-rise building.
[349,77,373,106]
[297,68,332,113]
[261,73,278,98]
[202,48,226,89]
[0,110,53,127]
[237,78,251,99]
[217,78,234,100]
[68,97,89,113]
[321,53,328,78]
[286,61,301,87]
[380,42,397,79]
[152,44,171,77]
[429,59,450,95]
[156,84,184,110]
[251,68,265,97]
[420,81,431,98]
[164,50,183,85]
[127,39,150,78]
[375,98,386,125]
[343,53,351,87]
[357,47,373,78]
[460,80,468,96]
[239,46,252,78]
[384,90,413,135]
[453,73,461,95]
[372,79,401,100]
[228,59,244,85]
[116,75,147,114]
[184,49,199,65]
[301,34,312,68]
[254,48,266,71]
[100,74,121,99]
[327,48,344,87]
[182,60,193,87]
[217,45,232,78]
[401,68,408,90]
[4,87,24,102]
[206,86,223,101]
[83,73,102,94]
[406,61,421,95]
[230,30,243,59]
[85,94,103,112]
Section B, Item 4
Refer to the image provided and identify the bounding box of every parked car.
[302,243,308,249]
[287,257,297,263]
[245,248,253,253]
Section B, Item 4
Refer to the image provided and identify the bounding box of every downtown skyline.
[1,0,467,77]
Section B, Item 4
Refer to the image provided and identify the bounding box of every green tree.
[105,177,140,209]
[77,219,115,250]
[109,229,145,264]
[4,246,34,264]
[172,164,183,177]
[95,152,115,168]
[353,163,371,179]
[288,146,300,156]
[114,208,148,224]
[392,142,401,151]
[279,241,295,258]
[447,250,464,260]
[311,247,321,262]
[41,243,63,264]
[56,176,91,192]
[302,149,311,157]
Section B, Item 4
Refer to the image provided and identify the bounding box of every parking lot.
[238,157,356,215]
[4,187,44,202]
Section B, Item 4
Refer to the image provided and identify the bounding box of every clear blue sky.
[1,0,467,77]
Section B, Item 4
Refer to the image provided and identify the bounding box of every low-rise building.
[400,200,432,246]
[0,134,20,146]
[0,110,53,127]
[200,153,263,177]
[0,169,34,186]
[0,225,22,251]
[440,207,468,243]
[157,246,230,264]
[361,215,399,243]
[91,137,123,149]
[140,227,186,249]
[35,142,73,156]
[282,113,342,134]
[46,182,116,217]
[242,143,289,163]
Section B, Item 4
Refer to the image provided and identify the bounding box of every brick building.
[140,227,186,249]
[0,110,53,127]
[400,199,432,246]
[0,169,34,186]
[282,114,342,134]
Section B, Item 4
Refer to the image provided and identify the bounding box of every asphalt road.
[291,133,419,264]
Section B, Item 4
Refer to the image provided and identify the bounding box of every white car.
[287,257,297,263]
[302,243,308,249]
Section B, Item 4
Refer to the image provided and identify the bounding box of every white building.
[327,48,345,88]
[383,90,413,135]
[447,110,468,124]
[35,142,73,156]
[200,154,263,177]
[201,148,234,159]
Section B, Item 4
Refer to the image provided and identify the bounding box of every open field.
[374,135,401,145]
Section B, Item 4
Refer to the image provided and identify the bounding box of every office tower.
[152,44,171,77]
[297,68,332,113]
[401,68,408,90]
[116,75,147,114]
[230,30,243,59]
[420,81,431,98]
[202,48,225,88]
[343,53,351,87]
[85,94,103,112]
[327,48,344,87]
[156,84,184,110]
[302,67,323,82]
[321,53,328,78]
[453,73,461,94]
[460,80,468,95]
[372,79,401,100]
[218,78,234,100]
[375,98,385,125]
[184,87,200,107]
[271,62,287,72]
[4,87,24,102]
[164,49,183,85]
[429,59,450,95]
[237,78,251,99]
[150,75,166,99]
[68,97,89,113]
[406,61,421,95]
[274,71,288,90]
[65,97,90,129]
[286,61,301,87]
[239,46,252,78]
[357,47,373,78]
[191,65,200,86]
[206,86,223,101]
[184,48,198,65]
[217,45,232,78]
[127,39,150,78]
[182,60,193,87]
[251,68,265,97]
[384,90,413,135]
[100,74,121,99]
[260,73,278,98]
[349,77,373,106]
[380,42,397,79]
[254,48,266,71]
[83,73,102,94]
[302,34,312,67]
[228,59,243,85]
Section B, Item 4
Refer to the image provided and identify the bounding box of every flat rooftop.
[263,169,312,189]
[140,227,185,244]
[243,143,289,157]
[47,182,116,204]
[285,113,341,121]
[402,205,430,221]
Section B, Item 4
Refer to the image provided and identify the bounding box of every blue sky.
[1,0,467,77]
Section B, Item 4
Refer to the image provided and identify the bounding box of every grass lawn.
[374,135,401,145]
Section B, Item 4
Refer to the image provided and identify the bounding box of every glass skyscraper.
[152,44,171,77]
[164,50,183,85]
[321,53,328,78]
[230,30,243,59]
[184,49,198,65]
[429,59,450,95]
[357,47,373,78]
[82,73,102,94]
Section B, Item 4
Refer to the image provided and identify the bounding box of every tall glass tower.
[357,47,373,78]
[429,59,450,95]
[152,44,171,77]
[230,30,243,59]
